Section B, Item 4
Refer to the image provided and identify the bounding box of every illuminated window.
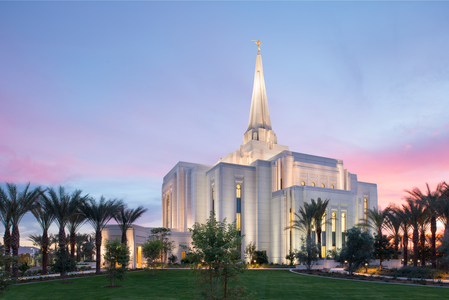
[342,213,346,246]
[331,184,334,189]
[181,251,186,259]
[236,184,241,236]
[212,186,215,212]
[166,195,170,228]
[321,183,325,188]
[301,181,305,186]
[332,212,336,248]
[364,198,368,223]
[311,182,315,187]
[321,213,326,257]
[289,208,293,252]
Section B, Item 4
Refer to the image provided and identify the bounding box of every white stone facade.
[104,49,378,267]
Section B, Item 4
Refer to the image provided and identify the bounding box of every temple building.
[103,43,378,267]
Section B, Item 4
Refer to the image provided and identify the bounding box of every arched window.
[332,212,336,248]
[166,194,170,228]
[321,183,325,188]
[301,181,305,186]
[311,182,315,187]
[331,184,335,189]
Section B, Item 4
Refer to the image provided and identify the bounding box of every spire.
[243,41,277,145]
[247,52,272,131]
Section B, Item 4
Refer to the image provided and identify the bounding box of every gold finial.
[252,40,261,54]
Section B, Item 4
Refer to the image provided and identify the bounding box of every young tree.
[338,227,374,275]
[51,248,76,283]
[188,212,247,299]
[149,227,174,267]
[285,250,296,266]
[142,238,164,276]
[103,239,130,287]
[244,241,256,264]
[295,236,319,270]
[0,249,17,296]
[373,234,394,269]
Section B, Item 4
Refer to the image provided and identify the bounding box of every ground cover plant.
[3,269,449,300]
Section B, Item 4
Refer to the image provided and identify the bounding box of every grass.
[3,269,449,299]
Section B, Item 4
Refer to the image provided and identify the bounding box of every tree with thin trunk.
[311,198,330,259]
[401,199,425,267]
[31,195,55,274]
[406,182,443,269]
[67,213,86,259]
[385,205,402,259]
[40,186,86,278]
[114,205,148,246]
[80,196,123,274]
[0,183,40,278]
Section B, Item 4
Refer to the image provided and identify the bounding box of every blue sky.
[1,1,448,246]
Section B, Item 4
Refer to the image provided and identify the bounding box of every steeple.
[243,41,277,145]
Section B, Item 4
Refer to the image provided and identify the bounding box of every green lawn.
[3,269,448,299]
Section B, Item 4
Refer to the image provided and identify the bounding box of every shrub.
[103,239,130,287]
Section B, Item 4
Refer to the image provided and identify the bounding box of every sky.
[1,1,448,247]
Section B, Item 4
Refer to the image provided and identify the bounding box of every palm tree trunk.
[431,216,436,268]
[42,230,49,275]
[70,231,76,259]
[95,230,102,275]
[413,228,418,267]
[394,235,399,259]
[11,224,20,278]
[121,231,127,246]
[59,227,67,278]
[3,227,11,274]
[420,229,426,267]
[76,245,81,262]
[403,232,408,267]
[316,226,322,259]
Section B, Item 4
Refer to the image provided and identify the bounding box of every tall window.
[212,186,215,212]
[236,184,241,236]
[321,183,325,188]
[331,184,335,189]
[301,181,305,186]
[289,208,293,252]
[321,214,326,258]
[311,182,315,187]
[181,251,186,259]
[341,213,346,247]
[166,195,170,228]
[364,198,368,223]
[332,212,336,248]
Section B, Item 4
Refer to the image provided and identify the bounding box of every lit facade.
[104,48,377,267]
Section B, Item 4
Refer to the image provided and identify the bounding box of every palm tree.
[49,233,59,254]
[418,209,430,266]
[0,183,40,278]
[31,196,55,274]
[401,199,425,267]
[81,234,96,261]
[0,191,13,274]
[357,207,390,237]
[396,206,412,267]
[385,205,402,259]
[75,233,89,262]
[114,205,148,246]
[406,183,443,268]
[29,234,42,248]
[80,196,123,274]
[311,198,330,259]
[67,213,86,259]
[288,202,315,238]
[40,186,86,277]
[438,182,449,245]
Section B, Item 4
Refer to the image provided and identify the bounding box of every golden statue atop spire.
[252,40,261,54]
